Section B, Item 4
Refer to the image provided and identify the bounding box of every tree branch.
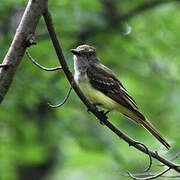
[48,86,72,108]
[133,142,152,173]
[171,152,180,162]
[159,152,180,167]
[0,0,47,103]
[43,8,180,174]
[122,170,180,179]
[1,0,179,178]
[0,64,9,70]
[128,167,171,180]
[26,50,62,71]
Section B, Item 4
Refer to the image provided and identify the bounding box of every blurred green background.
[0,0,180,179]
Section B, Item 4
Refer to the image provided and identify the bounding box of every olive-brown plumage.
[71,45,171,149]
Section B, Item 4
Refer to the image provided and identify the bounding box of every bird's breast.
[76,74,119,111]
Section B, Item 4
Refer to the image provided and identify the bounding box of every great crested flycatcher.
[71,44,170,149]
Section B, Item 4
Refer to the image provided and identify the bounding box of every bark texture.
[0,0,47,103]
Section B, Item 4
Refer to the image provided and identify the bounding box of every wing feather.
[86,64,170,149]
[87,64,138,111]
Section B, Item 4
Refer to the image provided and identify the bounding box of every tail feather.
[141,118,170,149]
[122,111,171,149]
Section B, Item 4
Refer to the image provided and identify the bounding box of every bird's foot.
[87,103,101,113]
[104,110,110,116]
[99,110,110,125]
[99,110,110,116]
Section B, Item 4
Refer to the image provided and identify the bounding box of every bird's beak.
[71,49,80,56]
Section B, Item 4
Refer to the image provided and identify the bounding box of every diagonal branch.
[43,8,180,174]
[159,152,180,167]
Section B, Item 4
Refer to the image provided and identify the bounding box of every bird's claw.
[87,104,110,125]
[87,103,100,113]
[100,110,110,117]
[99,110,110,125]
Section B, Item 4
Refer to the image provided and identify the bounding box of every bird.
[71,44,170,149]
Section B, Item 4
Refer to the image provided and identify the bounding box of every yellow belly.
[76,73,140,122]
[78,80,120,111]
[78,79,139,122]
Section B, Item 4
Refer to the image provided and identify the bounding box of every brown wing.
[87,64,140,112]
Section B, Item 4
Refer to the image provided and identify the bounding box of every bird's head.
[71,45,99,70]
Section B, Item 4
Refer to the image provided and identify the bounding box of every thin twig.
[48,86,72,108]
[26,50,62,71]
[171,152,180,162]
[122,172,180,178]
[43,8,180,174]
[131,142,152,173]
[120,171,180,178]
[128,167,171,180]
